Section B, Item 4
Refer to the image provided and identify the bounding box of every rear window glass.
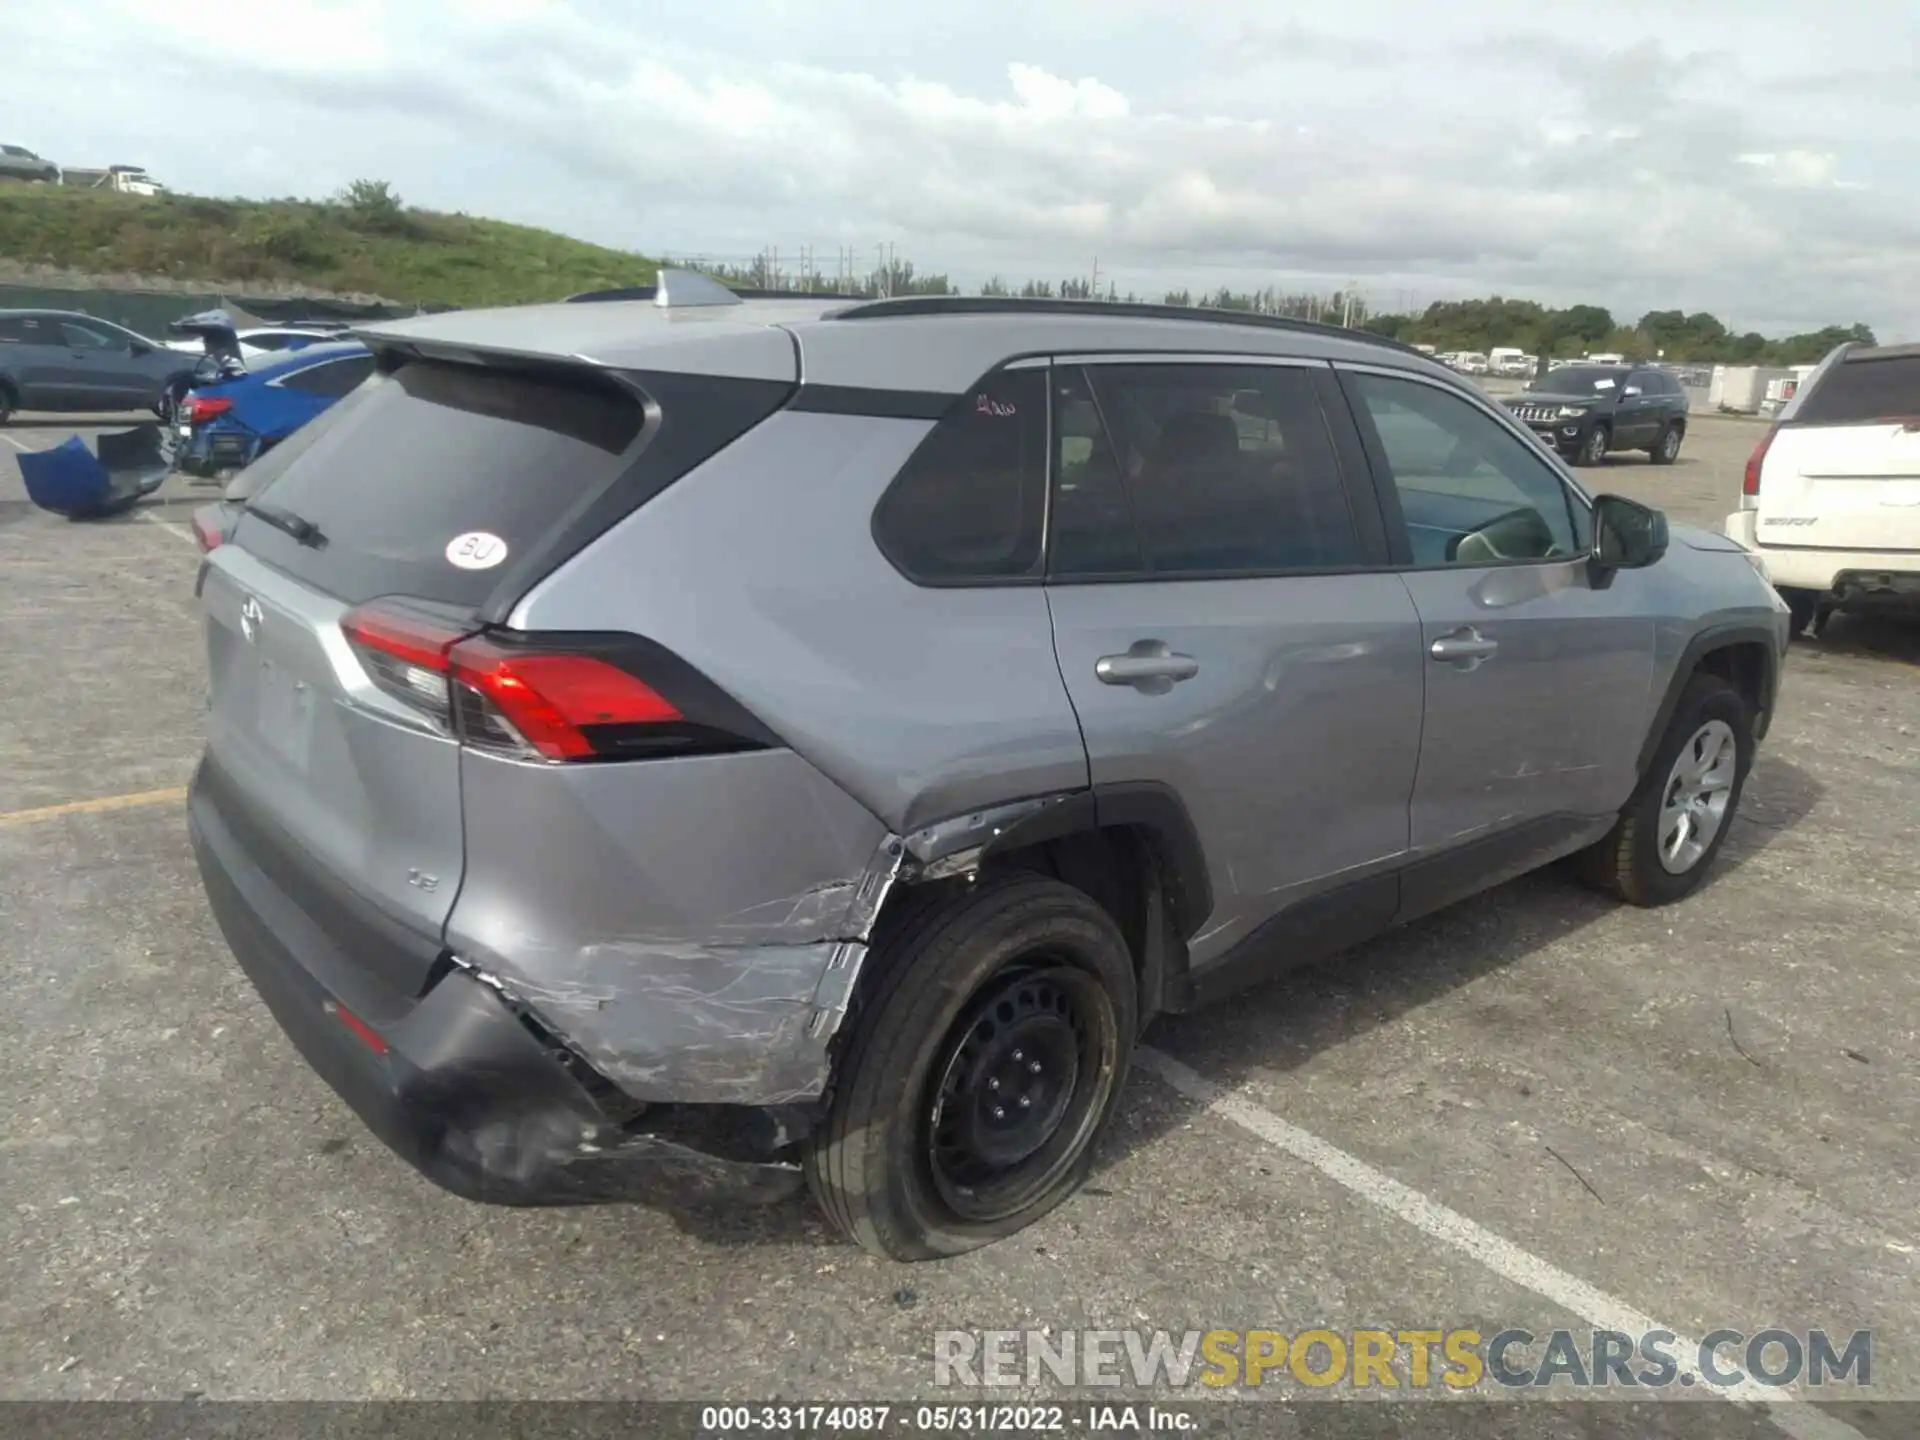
[235,359,644,608]
[281,353,375,397]
[871,368,1046,583]
[1794,353,1920,426]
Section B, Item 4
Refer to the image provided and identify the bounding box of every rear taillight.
[1742,425,1777,501]
[339,602,741,763]
[341,604,461,722]
[447,641,680,760]
[190,513,224,553]
[185,394,233,424]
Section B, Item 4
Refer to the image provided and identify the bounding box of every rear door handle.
[1429,628,1499,666]
[1096,640,1199,694]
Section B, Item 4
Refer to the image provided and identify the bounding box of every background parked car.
[172,340,375,476]
[0,144,60,182]
[163,324,349,364]
[1726,340,1920,636]
[1503,363,1691,466]
[0,310,200,424]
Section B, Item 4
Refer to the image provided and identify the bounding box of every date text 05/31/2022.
[698,1404,1197,1433]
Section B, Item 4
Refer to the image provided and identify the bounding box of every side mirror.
[1590,494,1668,582]
[129,340,152,356]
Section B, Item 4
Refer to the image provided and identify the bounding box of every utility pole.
[1090,255,1099,301]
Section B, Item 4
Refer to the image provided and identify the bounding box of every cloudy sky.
[17,0,1918,337]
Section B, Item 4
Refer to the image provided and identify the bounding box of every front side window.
[1051,362,1360,578]
[1347,371,1583,567]
[60,320,118,349]
[871,368,1046,583]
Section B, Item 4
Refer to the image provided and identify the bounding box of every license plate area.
[257,658,316,772]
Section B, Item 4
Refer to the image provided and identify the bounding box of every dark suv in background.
[1504,364,1690,466]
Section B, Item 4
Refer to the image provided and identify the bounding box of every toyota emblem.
[239,595,263,644]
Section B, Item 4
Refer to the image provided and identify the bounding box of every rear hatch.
[1759,347,1920,551]
[196,358,666,1001]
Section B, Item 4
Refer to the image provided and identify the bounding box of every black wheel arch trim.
[1635,622,1781,776]
[974,781,1213,945]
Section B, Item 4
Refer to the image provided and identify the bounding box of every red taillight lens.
[191,513,224,552]
[339,603,685,762]
[185,394,233,424]
[449,640,682,761]
[1743,426,1777,497]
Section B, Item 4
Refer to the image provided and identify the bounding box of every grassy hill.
[0,182,660,307]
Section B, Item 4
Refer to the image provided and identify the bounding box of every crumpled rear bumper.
[188,765,802,1208]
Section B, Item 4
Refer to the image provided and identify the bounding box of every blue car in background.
[174,340,375,477]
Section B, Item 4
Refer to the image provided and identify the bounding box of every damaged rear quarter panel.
[445,745,901,1105]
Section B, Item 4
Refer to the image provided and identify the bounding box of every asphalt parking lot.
[2,412,1915,1435]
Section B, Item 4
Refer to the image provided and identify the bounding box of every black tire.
[1575,424,1610,466]
[0,382,14,426]
[1573,674,1753,906]
[804,875,1136,1261]
[1779,588,1817,639]
[1649,423,1683,464]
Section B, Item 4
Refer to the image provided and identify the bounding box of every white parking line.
[0,432,31,452]
[137,509,199,547]
[1137,1047,1869,1440]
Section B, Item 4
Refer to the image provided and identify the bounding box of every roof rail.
[823,294,1425,356]
[566,274,869,306]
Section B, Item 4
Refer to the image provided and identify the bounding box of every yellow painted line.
[0,785,188,828]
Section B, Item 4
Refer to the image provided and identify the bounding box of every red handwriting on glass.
[975,394,1018,417]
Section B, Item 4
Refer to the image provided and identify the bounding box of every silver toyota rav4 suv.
[188,274,1791,1260]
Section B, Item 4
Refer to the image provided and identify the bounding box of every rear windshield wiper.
[245,499,327,548]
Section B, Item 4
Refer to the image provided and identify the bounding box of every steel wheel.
[1658,719,1737,873]
[924,961,1115,1224]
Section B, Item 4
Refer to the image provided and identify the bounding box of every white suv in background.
[1727,342,1920,636]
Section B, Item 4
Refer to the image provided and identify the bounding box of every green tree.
[335,178,411,235]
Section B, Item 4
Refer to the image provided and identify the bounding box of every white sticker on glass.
[445,532,509,569]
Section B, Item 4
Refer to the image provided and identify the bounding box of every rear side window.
[280,354,375,398]
[1053,362,1360,578]
[1794,352,1920,426]
[871,368,1046,583]
[234,360,646,608]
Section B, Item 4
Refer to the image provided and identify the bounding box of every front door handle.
[1430,627,1499,666]
[1096,640,1200,694]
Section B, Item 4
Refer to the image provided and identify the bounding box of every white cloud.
[8,0,1916,337]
